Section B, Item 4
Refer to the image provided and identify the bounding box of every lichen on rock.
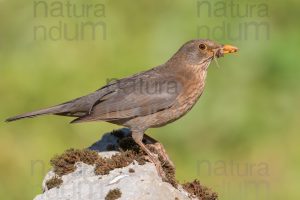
[105,188,122,200]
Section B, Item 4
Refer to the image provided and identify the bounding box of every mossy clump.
[105,188,122,200]
[162,160,176,188]
[118,135,142,153]
[45,176,63,190]
[128,168,135,173]
[48,136,148,179]
[50,148,99,176]
[94,150,146,175]
[182,179,218,200]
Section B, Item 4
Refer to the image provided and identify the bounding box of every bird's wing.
[71,69,183,123]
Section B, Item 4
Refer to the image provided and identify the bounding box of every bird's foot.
[131,131,173,180]
[148,142,175,169]
[143,134,175,169]
[144,151,167,180]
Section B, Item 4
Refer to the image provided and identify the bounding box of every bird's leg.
[131,130,166,178]
[143,134,175,169]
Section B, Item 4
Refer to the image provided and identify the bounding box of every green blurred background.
[1,0,300,199]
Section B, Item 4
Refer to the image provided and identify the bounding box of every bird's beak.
[222,45,238,54]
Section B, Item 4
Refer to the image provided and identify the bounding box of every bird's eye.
[199,43,207,50]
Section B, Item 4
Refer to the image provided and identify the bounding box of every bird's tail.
[5,104,67,122]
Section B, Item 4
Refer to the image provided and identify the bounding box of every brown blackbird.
[6,39,238,176]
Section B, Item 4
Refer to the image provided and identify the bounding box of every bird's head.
[170,39,238,67]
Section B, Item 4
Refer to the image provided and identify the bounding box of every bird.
[6,39,238,177]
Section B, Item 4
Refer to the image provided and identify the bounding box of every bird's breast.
[175,65,207,113]
[150,65,208,127]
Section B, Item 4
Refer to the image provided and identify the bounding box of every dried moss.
[162,160,177,188]
[50,148,99,176]
[118,136,142,153]
[45,176,63,190]
[95,150,147,175]
[128,168,135,173]
[105,188,122,200]
[49,137,148,179]
[182,179,218,200]
[47,149,99,190]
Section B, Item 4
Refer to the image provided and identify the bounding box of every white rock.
[35,153,193,200]
[34,129,197,200]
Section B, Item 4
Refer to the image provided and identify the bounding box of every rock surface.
[35,159,192,200]
[34,128,216,200]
